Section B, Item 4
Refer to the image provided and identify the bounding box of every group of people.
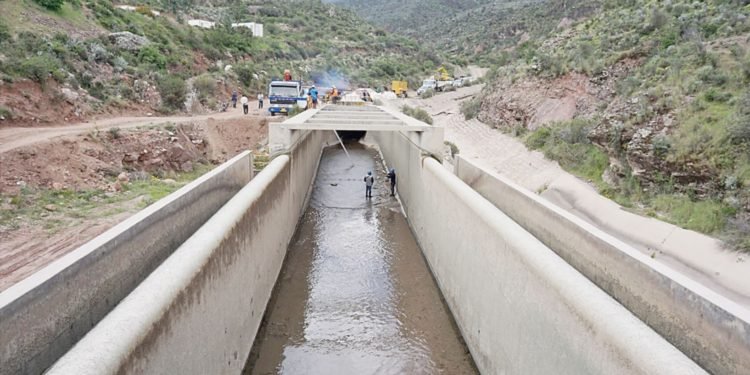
[364,168,396,199]
[231,90,264,115]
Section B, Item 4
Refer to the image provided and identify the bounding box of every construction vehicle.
[417,66,455,95]
[436,66,451,81]
[391,80,408,98]
[268,79,306,116]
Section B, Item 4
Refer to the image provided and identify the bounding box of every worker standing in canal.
[364,171,374,198]
[387,168,396,196]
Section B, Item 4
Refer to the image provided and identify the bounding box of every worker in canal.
[364,171,374,198]
[387,168,396,196]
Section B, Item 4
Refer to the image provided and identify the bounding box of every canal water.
[245,143,477,374]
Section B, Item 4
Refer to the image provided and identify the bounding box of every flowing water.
[245,143,477,375]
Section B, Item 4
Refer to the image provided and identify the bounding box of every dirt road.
[0,106,267,154]
[385,84,750,308]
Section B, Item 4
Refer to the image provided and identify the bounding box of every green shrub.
[234,63,255,87]
[0,105,13,119]
[401,105,433,125]
[460,97,481,120]
[138,46,167,70]
[421,88,435,98]
[193,74,216,100]
[18,55,63,83]
[0,19,10,43]
[524,119,607,183]
[158,75,186,110]
[34,0,65,11]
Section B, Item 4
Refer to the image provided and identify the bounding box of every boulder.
[108,32,150,51]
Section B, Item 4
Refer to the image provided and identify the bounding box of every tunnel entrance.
[245,143,477,374]
[335,130,366,141]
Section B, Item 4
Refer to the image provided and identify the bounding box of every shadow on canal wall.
[47,130,335,374]
[370,129,706,375]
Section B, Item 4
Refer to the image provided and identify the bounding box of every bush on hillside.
[420,88,435,98]
[34,0,65,11]
[138,46,167,70]
[0,19,10,43]
[18,55,64,83]
[460,96,482,120]
[729,92,750,144]
[193,74,216,101]
[234,63,255,87]
[401,105,433,125]
[158,75,186,110]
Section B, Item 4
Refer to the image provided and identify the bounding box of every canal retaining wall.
[47,130,334,374]
[371,129,706,374]
[0,151,253,375]
[454,155,750,375]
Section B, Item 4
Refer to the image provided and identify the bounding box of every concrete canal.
[245,144,477,374]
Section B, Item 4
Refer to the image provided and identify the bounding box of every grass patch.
[401,105,433,125]
[524,119,608,185]
[460,96,481,120]
[0,164,213,232]
[649,195,734,234]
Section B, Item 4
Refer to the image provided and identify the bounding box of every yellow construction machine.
[391,80,408,98]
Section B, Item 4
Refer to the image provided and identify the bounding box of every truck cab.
[417,79,437,96]
[268,80,306,115]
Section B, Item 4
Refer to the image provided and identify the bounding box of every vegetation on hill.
[334,0,750,250]
[465,0,750,251]
[0,0,442,121]
[328,0,599,65]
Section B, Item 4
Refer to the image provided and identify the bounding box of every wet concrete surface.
[245,143,477,374]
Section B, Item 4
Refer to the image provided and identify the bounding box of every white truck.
[417,78,453,96]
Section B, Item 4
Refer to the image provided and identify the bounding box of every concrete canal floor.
[245,143,477,374]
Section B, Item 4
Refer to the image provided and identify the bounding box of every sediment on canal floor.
[245,144,477,374]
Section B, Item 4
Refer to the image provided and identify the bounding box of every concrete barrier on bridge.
[47,130,334,374]
[454,155,750,375]
[371,129,706,374]
[0,151,253,375]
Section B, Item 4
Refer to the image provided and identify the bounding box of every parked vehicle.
[268,80,306,116]
[417,78,453,95]
[391,80,408,98]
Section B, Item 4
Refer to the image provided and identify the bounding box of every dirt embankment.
[0,115,268,291]
[0,117,267,194]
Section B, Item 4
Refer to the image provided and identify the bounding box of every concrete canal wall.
[0,151,253,375]
[454,155,750,375]
[371,129,706,375]
[47,130,334,374]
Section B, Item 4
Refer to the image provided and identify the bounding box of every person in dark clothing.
[387,168,396,196]
[364,171,374,198]
[231,90,238,108]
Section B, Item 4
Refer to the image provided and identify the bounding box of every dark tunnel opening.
[336,130,366,141]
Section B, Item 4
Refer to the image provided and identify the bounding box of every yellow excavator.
[436,66,451,81]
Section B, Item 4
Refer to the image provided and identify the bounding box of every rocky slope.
[467,0,750,251]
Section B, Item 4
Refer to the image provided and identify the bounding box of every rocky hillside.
[0,0,442,126]
[464,0,750,251]
[327,0,599,64]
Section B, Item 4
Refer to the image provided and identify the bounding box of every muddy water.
[245,144,477,374]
